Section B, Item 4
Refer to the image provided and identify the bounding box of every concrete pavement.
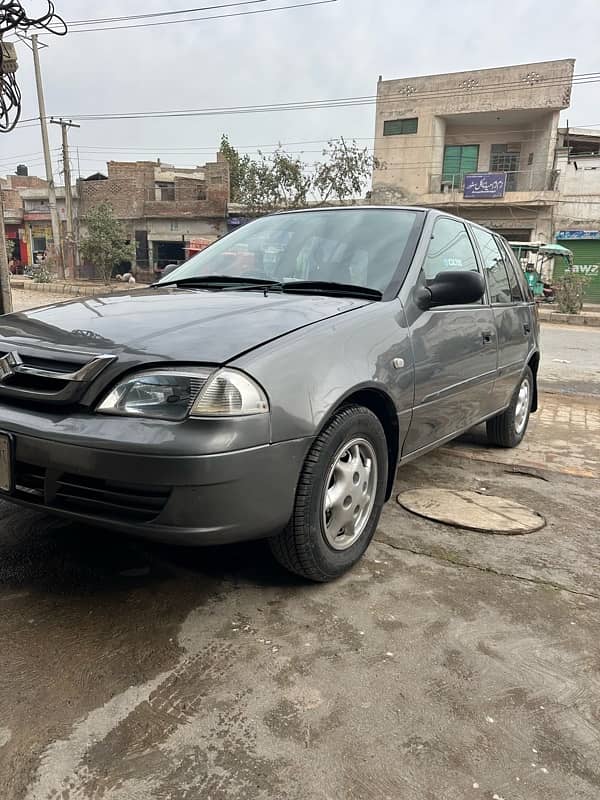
[0,323,599,799]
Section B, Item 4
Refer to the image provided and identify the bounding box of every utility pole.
[31,34,63,277]
[0,35,15,313]
[51,118,80,278]
[0,186,14,315]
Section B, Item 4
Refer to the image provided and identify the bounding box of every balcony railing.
[429,169,558,195]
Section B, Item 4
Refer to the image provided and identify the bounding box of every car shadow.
[0,501,303,598]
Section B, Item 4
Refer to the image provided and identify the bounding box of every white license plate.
[0,434,13,493]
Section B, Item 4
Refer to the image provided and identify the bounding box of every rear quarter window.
[497,237,532,301]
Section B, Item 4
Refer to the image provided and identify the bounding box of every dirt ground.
[10,288,74,312]
[0,302,598,799]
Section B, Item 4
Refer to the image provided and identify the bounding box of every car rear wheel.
[269,404,388,582]
[486,366,533,448]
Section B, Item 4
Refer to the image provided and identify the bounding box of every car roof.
[272,206,490,228]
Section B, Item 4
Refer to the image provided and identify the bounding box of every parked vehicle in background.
[0,208,540,581]
[510,241,574,302]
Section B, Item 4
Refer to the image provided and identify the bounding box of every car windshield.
[158,209,421,294]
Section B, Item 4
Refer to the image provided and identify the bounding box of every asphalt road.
[540,323,600,395]
[0,321,598,800]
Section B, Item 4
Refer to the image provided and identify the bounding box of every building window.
[170,221,179,232]
[490,143,521,191]
[383,117,418,136]
[442,145,479,189]
[156,183,175,201]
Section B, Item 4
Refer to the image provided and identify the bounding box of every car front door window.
[422,217,479,281]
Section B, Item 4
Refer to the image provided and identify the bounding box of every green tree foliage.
[313,138,381,202]
[220,136,380,210]
[241,148,311,211]
[219,134,250,203]
[555,270,590,314]
[80,203,136,284]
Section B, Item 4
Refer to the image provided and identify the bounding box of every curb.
[10,281,146,297]
[538,312,600,328]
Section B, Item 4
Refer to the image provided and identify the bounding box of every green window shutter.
[383,118,418,136]
[442,145,479,186]
[461,145,479,174]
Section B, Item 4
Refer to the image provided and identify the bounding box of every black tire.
[486,366,534,448]
[269,405,388,582]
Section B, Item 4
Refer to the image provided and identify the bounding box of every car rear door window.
[472,227,512,304]
[422,217,479,280]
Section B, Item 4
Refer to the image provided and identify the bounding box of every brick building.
[1,174,75,268]
[78,155,230,277]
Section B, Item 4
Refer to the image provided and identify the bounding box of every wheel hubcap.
[515,377,530,435]
[322,438,378,551]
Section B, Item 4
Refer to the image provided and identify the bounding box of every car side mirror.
[415,270,485,310]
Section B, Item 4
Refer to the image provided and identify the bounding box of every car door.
[402,216,498,456]
[471,228,534,408]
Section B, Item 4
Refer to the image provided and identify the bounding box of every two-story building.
[372,59,575,243]
[78,156,230,278]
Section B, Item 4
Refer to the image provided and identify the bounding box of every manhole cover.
[397,489,546,535]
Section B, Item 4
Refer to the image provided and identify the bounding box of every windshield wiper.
[153,275,282,291]
[281,281,382,300]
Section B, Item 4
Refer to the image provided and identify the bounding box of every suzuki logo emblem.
[0,352,23,381]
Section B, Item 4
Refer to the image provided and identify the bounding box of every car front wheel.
[269,404,388,582]
[486,366,533,448]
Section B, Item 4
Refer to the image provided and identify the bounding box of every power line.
[68,128,569,152]
[1,123,587,169]
[10,68,599,131]
[64,1,269,26]
[46,0,337,34]
[43,74,600,124]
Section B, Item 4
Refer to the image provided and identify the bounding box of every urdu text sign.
[464,173,507,199]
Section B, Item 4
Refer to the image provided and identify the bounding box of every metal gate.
[553,240,600,303]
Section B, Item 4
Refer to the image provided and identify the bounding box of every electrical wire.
[45,72,600,124]
[47,0,337,34]
[0,1,66,132]
[64,1,269,26]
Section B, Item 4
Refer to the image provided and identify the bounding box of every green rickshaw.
[509,241,574,301]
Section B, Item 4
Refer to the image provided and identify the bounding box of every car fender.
[232,301,415,450]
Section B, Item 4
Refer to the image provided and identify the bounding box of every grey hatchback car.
[0,208,539,581]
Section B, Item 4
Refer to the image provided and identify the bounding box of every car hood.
[0,287,371,364]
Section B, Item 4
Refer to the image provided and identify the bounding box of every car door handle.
[523,323,531,334]
[482,330,493,344]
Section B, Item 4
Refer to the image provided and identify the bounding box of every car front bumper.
[0,409,311,545]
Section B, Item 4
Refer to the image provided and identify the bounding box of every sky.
[1,0,600,183]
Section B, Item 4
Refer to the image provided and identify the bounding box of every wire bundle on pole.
[0,1,66,132]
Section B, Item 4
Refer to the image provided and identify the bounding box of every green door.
[554,240,600,303]
[442,145,479,189]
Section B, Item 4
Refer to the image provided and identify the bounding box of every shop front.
[555,231,600,303]
[4,225,28,271]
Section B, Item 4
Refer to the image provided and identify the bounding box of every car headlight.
[97,367,269,421]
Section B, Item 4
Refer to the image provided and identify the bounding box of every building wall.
[372,59,574,204]
[79,178,145,219]
[79,159,229,222]
[556,153,600,195]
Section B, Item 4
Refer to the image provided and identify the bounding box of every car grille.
[14,462,170,523]
[0,349,116,406]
